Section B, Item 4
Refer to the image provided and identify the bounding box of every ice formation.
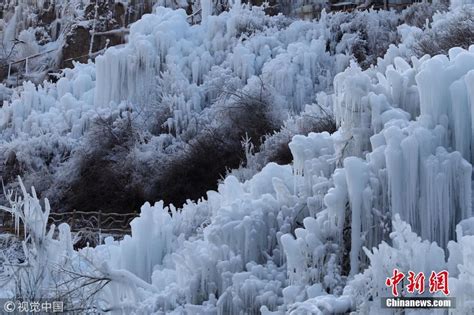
[0,5,344,150]
[99,42,473,313]
[0,3,473,315]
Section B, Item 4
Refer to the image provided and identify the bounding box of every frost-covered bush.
[401,1,448,28]
[0,178,178,312]
[323,9,402,69]
[413,6,474,56]
[54,114,150,213]
[157,128,245,206]
[0,134,73,206]
[230,100,337,181]
[0,178,103,308]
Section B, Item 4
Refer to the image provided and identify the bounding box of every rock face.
[38,3,56,27]
[1,0,285,82]
[0,0,157,76]
[61,0,155,69]
[61,25,91,68]
[61,1,120,68]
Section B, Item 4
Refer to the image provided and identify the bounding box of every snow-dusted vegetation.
[0,1,474,314]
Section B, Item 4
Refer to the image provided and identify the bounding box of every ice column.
[344,157,369,276]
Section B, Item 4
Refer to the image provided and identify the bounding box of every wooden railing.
[0,210,138,242]
[48,210,137,234]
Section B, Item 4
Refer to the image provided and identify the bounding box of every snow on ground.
[0,3,473,315]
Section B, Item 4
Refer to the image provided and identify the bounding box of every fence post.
[98,210,102,245]
[70,210,76,230]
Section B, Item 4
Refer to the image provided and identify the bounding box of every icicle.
[450,78,471,161]
[344,157,369,276]
[401,135,419,233]
[465,70,474,164]
[201,0,212,22]
[383,126,404,216]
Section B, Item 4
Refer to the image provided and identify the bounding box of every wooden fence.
[0,210,138,243]
[48,210,136,234]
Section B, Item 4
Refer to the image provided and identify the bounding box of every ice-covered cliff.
[0,3,473,315]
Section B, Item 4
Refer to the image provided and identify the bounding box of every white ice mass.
[0,2,473,315]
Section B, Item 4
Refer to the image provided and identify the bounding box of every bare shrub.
[216,88,282,147]
[156,87,281,206]
[57,114,146,214]
[156,129,244,206]
[266,108,336,166]
[297,110,337,136]
[56,84,283,209]
[266,133,293,165]
[229,103,337,182]
[2,151,26,184]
